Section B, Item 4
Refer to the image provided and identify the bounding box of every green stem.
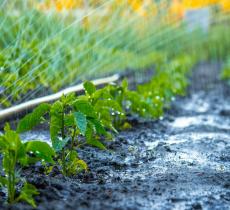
[61,149,66,176]
[61,104,66,176]
[61,107,65,140]
[7,152,16,204]
[7,165,12,203]
[71,127,76,150]
[76,142,87,148]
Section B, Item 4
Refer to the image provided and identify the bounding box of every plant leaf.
[50,101,63,143]
[4,127,25,155]
[88,118,107,135]
[85,123,106,150]
[25,141,55,163]
[86,138,106,150]
[52,137,70,152]
[17,103,50,133]
[0,176,7,187]
[73,99,96,118]
[96,99,123,112]
[76,159,88,172]
[17,183,39,208]
[83,81,96,95]
[0,136,7,151]
[65,151,88,175]
[64,114,75,127]
[121,79,128,90]
[74,112,87,135]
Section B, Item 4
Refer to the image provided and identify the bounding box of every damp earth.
[1,62,230,210]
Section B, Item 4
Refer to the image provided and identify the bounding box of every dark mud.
[1,62,230,210]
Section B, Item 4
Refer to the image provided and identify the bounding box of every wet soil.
[1,61,230,210]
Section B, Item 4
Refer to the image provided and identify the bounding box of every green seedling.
[42,95,88,176]
[17,94,88,176]
[0,124,54,207]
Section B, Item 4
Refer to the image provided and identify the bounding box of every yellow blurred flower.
[55,0,78,11]
[38,0,85,11]
[220,0,230,12]
[169,0,185,20]
[127,0,143,11]
[127,0,146,16]
[127,0,158,17]
[183,0,219,9]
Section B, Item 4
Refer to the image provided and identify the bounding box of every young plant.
[49,94,88,176]
[0,124,54,207]
[17,95,88,176]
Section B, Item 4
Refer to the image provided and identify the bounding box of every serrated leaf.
[25,141,55,163]
[74,112,87,135]
[83,81,96,95]
[86,138,106,150]
[88,118,107,135]
[17,103,50,133]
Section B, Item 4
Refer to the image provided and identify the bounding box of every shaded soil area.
[1,62,230,210]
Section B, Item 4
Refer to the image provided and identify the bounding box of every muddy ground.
[1,62,230,210]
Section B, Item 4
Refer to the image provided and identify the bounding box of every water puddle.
[182,93,210,113]
[168,132,230,145]
[20,130,51,145]
[142,130,230,174]
[170,115,230,130]
[145,132,230,148]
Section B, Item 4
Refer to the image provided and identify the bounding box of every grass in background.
[0,0,229,107]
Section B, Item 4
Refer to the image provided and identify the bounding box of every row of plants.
[0,54,196,207]
[0,6,229,108]
[0,9,165,107]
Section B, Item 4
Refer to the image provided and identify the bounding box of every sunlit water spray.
[0,1,229,109]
